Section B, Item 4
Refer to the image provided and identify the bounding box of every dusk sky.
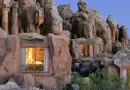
[55,0,130,37]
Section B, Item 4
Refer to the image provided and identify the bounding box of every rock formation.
[71,0,94,39]
[58,4,75,31]
[10,1,18,35]
[0,77,21,90]
[0,0,129,88]
[118,26,128,44]
[71,0,111,53]
[18,0,44,33]
[2,0,14,34]
[44,0,63,35]
[107,15,118,43]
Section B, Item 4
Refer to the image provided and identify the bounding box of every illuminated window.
[80,44,94,57]
[20,48,49,73]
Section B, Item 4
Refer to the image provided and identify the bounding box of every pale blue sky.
[55,0,130,37]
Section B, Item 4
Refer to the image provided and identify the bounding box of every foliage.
[71,68,130,90]
[88,69,123,90]
[55,73,66,90]
[55,68,130,90]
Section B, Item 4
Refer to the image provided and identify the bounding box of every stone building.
[0,29,72,89]
[71,37,104,60]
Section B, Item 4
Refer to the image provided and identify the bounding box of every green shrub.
[71,68,130,90]
[56,68,130,90]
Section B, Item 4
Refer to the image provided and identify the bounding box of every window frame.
[20,47,50,74]
[80,43,94,57]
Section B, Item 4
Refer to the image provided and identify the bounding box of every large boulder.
[0,77,21,90]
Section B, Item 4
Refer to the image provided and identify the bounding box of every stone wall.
[0,30,72,89]
[0,31,20,84]
[71,37,103,60]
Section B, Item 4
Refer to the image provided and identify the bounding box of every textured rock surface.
[2,0,14,34]
[90,10,112,52]
[71,0,111,53]
[118,26,129,44]
[48,31,72,83]
[0,80,21,90]
[0,28,7,38]
[23,74,35,88]
[18,0,44,33]
[10,1,18,35]
[19,33,45,41]
[0,35,20,84]
[58,4,75,31]
[44,0,63,35]
[107,15,118,43]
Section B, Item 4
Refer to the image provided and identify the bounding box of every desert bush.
[55,68,130,90]
[72,68,129,90]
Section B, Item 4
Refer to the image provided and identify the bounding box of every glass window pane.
[21,47,49,73]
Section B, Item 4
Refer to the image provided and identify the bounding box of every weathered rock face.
[48,31,72,83]
[18,0,44,33]
[58,4,75,31]
[77,0,89,12]
[112,41,124,54]
[44,0,63,35]
[23,74,35,88]
[118,26,128,44]
[71,0,94,39]
[71,0,111,53]
[89,10,112,53]
[2,0,14,34]
[0,28,7,38]
[0,35,20,84]
[10,1,18,35]
[72,11,95,39]
[107,15,118,43]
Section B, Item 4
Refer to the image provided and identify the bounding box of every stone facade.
[0,30,72,89]
[71,37,104,60]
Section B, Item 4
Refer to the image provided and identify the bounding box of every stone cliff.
[0,0,128,53]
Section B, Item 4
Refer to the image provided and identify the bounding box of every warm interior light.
[26,48,44,65]
[25,48,44,72]
[80,44,90,57]
[26,48,33,64]
[81,44,85,56]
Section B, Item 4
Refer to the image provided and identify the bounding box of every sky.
[55,0,130,37]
